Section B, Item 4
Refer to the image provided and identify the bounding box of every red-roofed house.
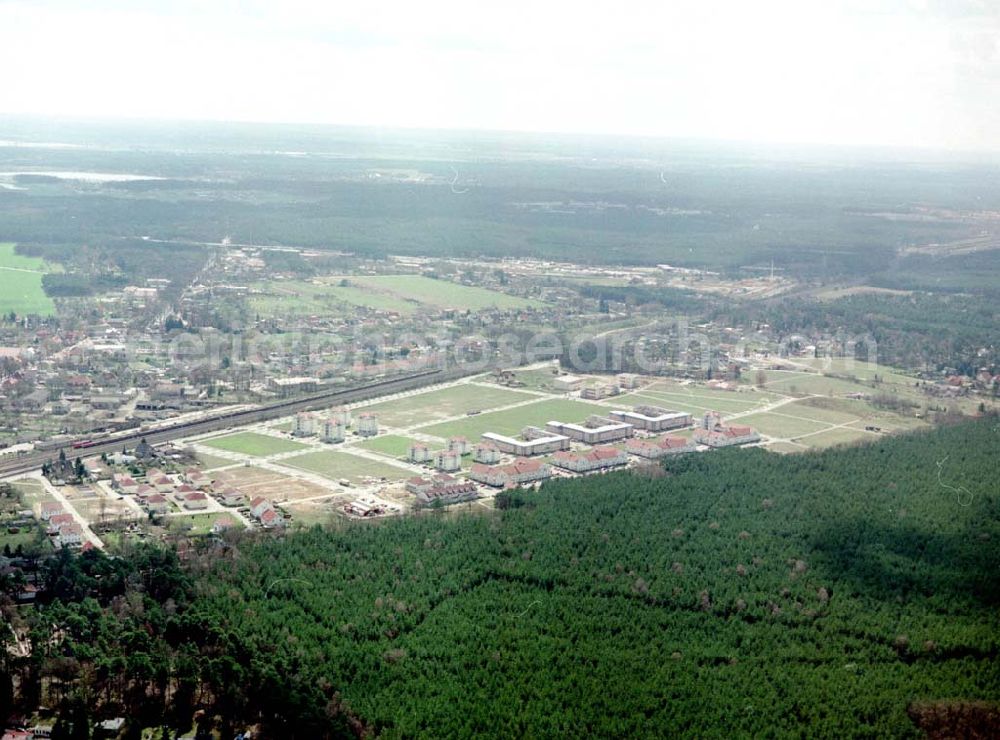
[469,458,551,488]
[180,491,209,510]
[551,446,629,473]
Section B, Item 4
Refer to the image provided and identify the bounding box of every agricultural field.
[279,449,412,485]
[419,397,613,439]
[358,383,537,427]
[199,431,308,457]
[348,274,546,310]
[356,434,425,459]
[0,242,56,316]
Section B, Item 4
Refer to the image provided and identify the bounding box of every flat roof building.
[546,415,634,444]
[608,406,692,432]
[481,427,570,456]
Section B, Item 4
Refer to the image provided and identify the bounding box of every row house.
[609,406,692,432]
[469,459,552,488]
[625,435,696,459]
[551,446,630,473]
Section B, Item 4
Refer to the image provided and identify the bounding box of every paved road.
[35,473,104,549]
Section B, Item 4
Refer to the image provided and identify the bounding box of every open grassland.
[0,242,50,271]
[619,383,780,415]
[349,274,546,310]
[194,452,237,471]
[419,397,613,439]
[358,383,537,427]
[166,512,239,536]
[10,478,54,508]
[0,243,56,316]
[794,358,918,386]
[356,434,424,458]
[733,411,834,439]
[200,431,308,457]
[794,425,876,449]
[280,449,412,485]
[761,371,891,397]
[248,279,417,317]
[251,274,543,316]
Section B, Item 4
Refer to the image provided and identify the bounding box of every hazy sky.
[1,0,998,151]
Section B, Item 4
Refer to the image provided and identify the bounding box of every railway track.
[0,366,474,479]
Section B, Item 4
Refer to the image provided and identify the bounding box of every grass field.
[280,449,412,485]
[200,432,308,457]
[194,452,238,470]
[760,371,885,397]
[248,279,418,317]
[0,243,56,316]
[358,383,538,427]
[356,434,424,458]
[419,398,612,439]
[251,274,544,317]
[734,411,834,439]
[795,425,874,449]
[166,512,240,536]
[349,274,546,310]
[619,385,778,416]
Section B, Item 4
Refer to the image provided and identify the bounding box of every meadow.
[418,397,615,439]
[0,242,56,316]
[279,448,413,484]
[357,383,537,428]
[199,431,308,457]
[356,434,425,458]
[349,274,546,310]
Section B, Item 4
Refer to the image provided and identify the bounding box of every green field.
[620,385,779,416]
[350,274,546,310]
[358,383,537,427]
[165,512,240,536]
[356,434,426,458]
[316,281,419,314]
[0,243,57,316]
[419,398,613,439]
[734,411,833,439]
[194,452,238,471]
[794,425,874,449]
[200,432,308,457]
[250,274,543,317]
[279,449,412,484]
